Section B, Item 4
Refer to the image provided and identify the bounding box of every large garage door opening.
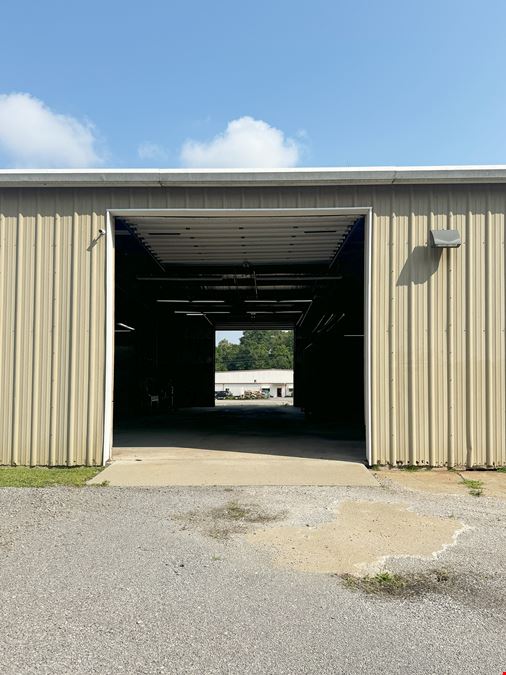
[111,209,368,463]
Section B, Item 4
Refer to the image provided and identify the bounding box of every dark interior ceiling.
[114,212,364,332]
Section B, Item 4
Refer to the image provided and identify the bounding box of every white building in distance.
[215,369,294,398]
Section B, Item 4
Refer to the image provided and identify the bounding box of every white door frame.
[102,211,115,464]
[364,207,373,466]
[102,206,374,466]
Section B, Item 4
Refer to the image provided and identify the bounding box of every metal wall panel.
[0,189,106,465]
[0,184,504,466]
[368,185,506,467]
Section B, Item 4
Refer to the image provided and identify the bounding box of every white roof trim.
[1,165,506,187]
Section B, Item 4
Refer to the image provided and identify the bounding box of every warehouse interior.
[113,209,366,458]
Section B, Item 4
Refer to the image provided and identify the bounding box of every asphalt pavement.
[0,482,505,674]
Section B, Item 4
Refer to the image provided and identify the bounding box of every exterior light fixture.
[430,230,461,248]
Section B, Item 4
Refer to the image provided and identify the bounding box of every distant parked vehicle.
[215,390,230,400]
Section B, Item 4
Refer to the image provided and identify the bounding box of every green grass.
[460,477,484,497]
[341,569,451,597]
[176,499,285,541]
[399,464,429,471]
[210,500,282,524]
[342,571,407,595]
[496,467,506,473]
[0,466,106,488]
[207,501,283,539]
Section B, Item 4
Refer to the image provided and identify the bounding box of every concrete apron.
[88,448,377,487]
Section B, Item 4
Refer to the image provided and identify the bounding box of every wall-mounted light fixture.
[430,229,461,248]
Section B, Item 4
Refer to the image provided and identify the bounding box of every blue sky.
[4,1,504,347]
[1,0,506,169]
[216,330,243,345]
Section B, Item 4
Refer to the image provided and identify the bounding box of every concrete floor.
[94,403,373,487]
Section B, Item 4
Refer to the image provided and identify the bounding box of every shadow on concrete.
[113,403,366,464]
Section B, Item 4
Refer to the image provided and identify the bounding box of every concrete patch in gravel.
[246,500,465,575]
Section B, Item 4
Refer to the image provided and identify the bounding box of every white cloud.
[137,141,168,162]
[180,116,300,168]
[0,93,102,167]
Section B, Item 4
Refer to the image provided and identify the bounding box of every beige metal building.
[0,166,504,468]
[215,369,294,397]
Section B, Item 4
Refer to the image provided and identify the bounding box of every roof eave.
[1,166,506,188]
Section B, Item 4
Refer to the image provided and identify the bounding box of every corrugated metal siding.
[0,189,106,465]
[369,185,506,467]
[0,184,504,466]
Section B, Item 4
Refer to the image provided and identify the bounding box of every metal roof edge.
[1,165,506,187]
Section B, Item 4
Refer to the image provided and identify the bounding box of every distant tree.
[215,330,293,371]
[215,339,239,371]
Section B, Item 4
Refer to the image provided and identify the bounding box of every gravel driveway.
[0,482,505,674]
